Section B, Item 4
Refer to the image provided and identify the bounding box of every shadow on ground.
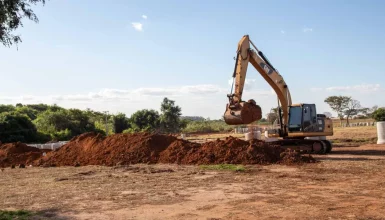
[331,150,385,156]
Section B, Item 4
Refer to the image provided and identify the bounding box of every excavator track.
[272,139,333,154]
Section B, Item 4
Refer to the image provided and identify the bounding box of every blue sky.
[1,0,385,118]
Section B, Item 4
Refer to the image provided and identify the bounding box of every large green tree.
[343,99,362,125]
[0,104,16,113]
[113,113,130,133]
[372,108,385,122]
[0,111,37,143]
[324,96,351,125]
[160,97,182,133]
[0,0,46,47]
[128,109,160,132]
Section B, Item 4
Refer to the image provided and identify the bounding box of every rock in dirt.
[35,132,315,167]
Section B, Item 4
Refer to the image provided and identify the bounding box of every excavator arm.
[224,35,292,135]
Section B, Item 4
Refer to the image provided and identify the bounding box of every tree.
[372,108,385,122]
[160,98,182,133]
[344,99,361,125]
[0,111,37,143]
[129,109,160,132]
[0,104,16,113]
[113,113,130,133]
[324,96,351,125]
[360,105,378,118]
[67,109,96,135]
[266,107,279,125]
[0,0,46,47]
[15,105,38,120]
[33,109,72,139]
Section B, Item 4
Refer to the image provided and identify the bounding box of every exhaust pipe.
[224,100,262,125]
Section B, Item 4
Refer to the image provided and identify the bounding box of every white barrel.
[253,131,261,140]
[245,132,253,141]
[377,122,385,144]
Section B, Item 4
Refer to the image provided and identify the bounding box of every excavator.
[224,35,333,154]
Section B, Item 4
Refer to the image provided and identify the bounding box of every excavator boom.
[224,35,291,132]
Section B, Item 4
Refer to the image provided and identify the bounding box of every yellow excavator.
[224,35,334,154]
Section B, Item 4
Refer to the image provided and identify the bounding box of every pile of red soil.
[36,132,314,166]
[0,142,47,167]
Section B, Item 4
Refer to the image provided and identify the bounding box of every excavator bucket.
[224,101,262,125]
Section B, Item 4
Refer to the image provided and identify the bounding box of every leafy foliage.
[160,98,182,133]
[372,108,385,122]
[324,96,351,121]
[0,111,37,142]
[0,0,46,47]
[112,113,130,133]
[0,104,16,113]
[129,109,160,132]
[182,120,233,133]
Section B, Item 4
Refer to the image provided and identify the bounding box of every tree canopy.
[372,108,385,122]
[160,98,183,133]
[0,0,46,47]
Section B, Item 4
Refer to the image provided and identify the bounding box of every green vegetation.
[372,108,385,122]
[182,120,234,133]
[0,210,32,220]
[325,96,378,125]
[200,164,246,172]
[0,98,186,143]
[1,0,46,47]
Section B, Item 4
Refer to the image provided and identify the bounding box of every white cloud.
[131,22,143,31]
[0,84,227,103]
[142,15,147,19]
[311,84,382,93]
[180,85,223,94]
[228,78,257,91]
[326,84,381,93]
[281,30,285,34]
[133,88,178,96]
[303,27,313,33]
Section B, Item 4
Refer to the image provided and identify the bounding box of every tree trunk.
[346,115,350,126]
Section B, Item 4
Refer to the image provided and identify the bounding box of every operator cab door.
[303,104,317,132]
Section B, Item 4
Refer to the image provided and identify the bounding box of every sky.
[1,0,385,119]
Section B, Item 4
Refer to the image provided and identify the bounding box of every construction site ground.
[1,127,385,220]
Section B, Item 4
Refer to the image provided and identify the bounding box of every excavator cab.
[288,104,325,133]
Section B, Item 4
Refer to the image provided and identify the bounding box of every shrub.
[372,108,385,122]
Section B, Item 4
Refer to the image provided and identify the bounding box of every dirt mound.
[36,132,315,166]
[0,142,46,167]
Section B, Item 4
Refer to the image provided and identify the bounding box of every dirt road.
[1,144,385,219]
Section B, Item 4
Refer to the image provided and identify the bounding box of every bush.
[0,112,38,143]
[372,108,385,122]
[182,120,234,133]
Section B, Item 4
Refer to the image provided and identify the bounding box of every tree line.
[324,96,385,125]
[0,98,185,143]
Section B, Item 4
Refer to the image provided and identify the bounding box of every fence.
[234,126,266,134]
[340,122,376,127]
[27,141,68,150]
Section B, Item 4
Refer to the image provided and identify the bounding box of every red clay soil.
[0,142,47,167]
[36,132,314,167]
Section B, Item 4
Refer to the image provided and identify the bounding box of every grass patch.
[0,210,32,220]
[200,164,246,172]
